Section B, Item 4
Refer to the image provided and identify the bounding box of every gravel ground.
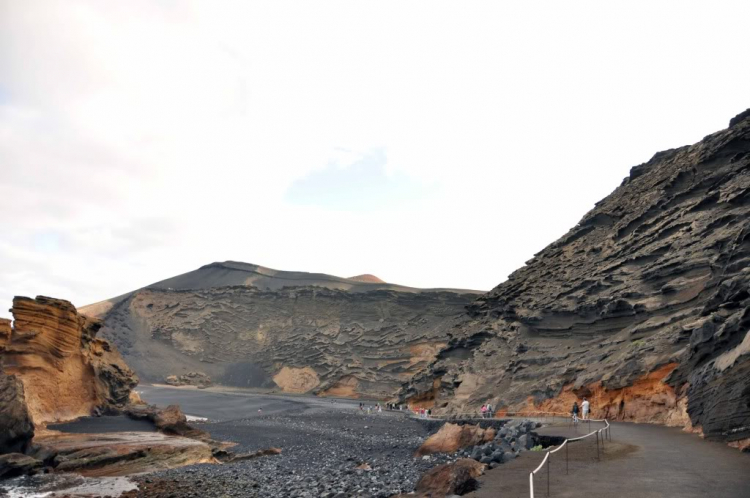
[126,408,456,498]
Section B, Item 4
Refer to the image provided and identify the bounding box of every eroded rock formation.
[406,458,485,497]
[165,371,213,388]
[0,296,138,425]
[0,372,34,454]
[0,297,270,480]
[416,423,495,456]
[402,110,750,447]
[82,265,479,398]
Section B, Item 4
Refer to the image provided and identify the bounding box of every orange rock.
[728,438,750,452]
[0,318,10,344]
[524,363,690,427]
[416,423,495,455]
[0,296,138,425]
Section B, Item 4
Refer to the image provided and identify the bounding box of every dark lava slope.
[81,264,480,399]
[401,110,750,448]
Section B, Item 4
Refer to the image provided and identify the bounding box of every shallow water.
[48,415,157,434]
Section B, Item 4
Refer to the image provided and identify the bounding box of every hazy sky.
[1,1,749,317]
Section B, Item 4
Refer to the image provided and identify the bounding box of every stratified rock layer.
[402,110,750,446]
[89,282,477,398]
[0,296,138,425]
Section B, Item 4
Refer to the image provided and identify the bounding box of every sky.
[1,1,749,317]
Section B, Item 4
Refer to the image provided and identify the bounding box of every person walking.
[581,398,590,420]
[486,403,493,419]
[571,401,579,424]
[480,404,487,419]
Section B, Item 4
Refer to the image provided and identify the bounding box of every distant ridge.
[348,274,386,284]
[80,260,483,318]
[78,261,483,398]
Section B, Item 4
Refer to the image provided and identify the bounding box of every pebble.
[130,409,542,498]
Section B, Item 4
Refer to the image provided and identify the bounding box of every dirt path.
[469,420,750,498]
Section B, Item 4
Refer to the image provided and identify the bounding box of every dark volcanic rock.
[81,266,479,399]
[402,110,750,447]
[410,458,484,497]
[125,404,210,441]
[123,407,451,498]
[165,371,212,388]
[0,453,42,479]
[0,373,34,454]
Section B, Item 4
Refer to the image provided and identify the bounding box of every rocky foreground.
[0,297,261,484]
[0,296,138,453]
[122,407,541,498]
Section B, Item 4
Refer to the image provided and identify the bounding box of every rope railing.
[408,408,612,497]
[529,417,611,498]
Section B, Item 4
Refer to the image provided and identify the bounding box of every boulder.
[412,458,485,497]
[416,423,495,455]
[470,446,482,461]
[126,404,209,440]
[518,434,533,450]
[0,373,34,454]
[0,453,42,479]
[164,372,212,388]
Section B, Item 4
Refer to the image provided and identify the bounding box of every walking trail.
[468,419,750,498]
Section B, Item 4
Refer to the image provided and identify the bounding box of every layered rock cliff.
[0,297,234,479]
[83,265,480,398]
[0,296,138,427]
[401,110,750,447]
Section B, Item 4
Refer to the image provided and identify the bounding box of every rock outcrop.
[125,404,211,441]
[0,296,138,425]
[81,264,480,398]
[409,458,485,497]
[30,431,216,477]
[0,296,266,481]
[416,423,495,455]
[0,372,34,454]
[165,371,212,388]
[401,110,750,447]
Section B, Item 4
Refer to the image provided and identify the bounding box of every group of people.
[571,397,591,423]
[359,402,383,414]
[480,403,494,418]
[414,407,431,418]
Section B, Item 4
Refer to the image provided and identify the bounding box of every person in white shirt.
[581,398,590,420]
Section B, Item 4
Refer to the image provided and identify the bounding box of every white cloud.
[1,0,749,316]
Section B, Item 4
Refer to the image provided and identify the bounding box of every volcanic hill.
[81,262,482,398]
[401,109,750,448]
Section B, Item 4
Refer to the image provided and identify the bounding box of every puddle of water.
[0,474,137,497]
